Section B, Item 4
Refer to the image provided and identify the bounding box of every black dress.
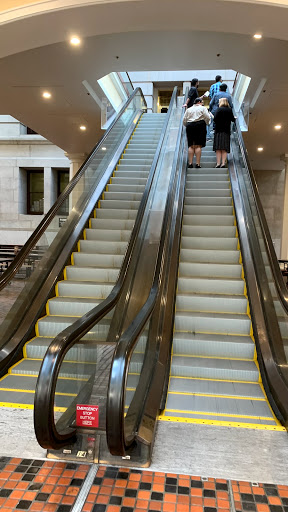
[186,120,207,147]
[187,86,198,108]
[213,106,235,152]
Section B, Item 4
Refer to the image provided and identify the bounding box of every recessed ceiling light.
[102,147,107,151]
[70,36,81,46]
[257,147,264,152]
[42,91,51,99]
[274,124,282,130]
[80,125,86,131]
[253,33,262,39]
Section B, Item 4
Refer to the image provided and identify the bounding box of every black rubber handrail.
[34,90,176,450]
[0,88,145,292]
[233,114,288,313]
[106,89,187,456]
[229,136,288,425]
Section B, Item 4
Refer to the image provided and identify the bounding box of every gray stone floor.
[1,407,288,485]
[0,279,25,323]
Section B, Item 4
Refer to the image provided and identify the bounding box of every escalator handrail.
[34,89,176,450]
[0,88,146,292]
[106,90,187,455]
[233,114,288,313]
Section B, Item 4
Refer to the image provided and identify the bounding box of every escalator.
[0,88,169,412]
[32,89,288,466]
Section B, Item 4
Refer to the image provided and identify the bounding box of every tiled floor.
[0,458,288,512]
[0,457,90,512]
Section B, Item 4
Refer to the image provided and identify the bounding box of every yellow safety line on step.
[173,353,254,362]
[168,391,266,401]
[171,375,260,384]
[0,388,77,397]
[157,416,285,431]
[9,373,88,381]
[63,267,67,280]
[163,408,276,421]
[0,403,67,412]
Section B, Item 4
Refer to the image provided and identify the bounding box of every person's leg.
[216,150,221,166]
[206,122,211,140]
[195,146,202,166]
[188,146,194,165]
[221,150,227,166]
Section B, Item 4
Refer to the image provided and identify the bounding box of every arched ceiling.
[1,0,288,169]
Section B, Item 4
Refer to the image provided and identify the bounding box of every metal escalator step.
[107,183,146,193]
[88,220,133,236]
[182,214,234,227]
[187,174,228,182]
[179,262,242,279]
[182,205,233,215]
[65,266,119,283]
[57,280,114,299]
[10,359,96,379]
[168,377,263,398]
[127,373,140,389]
[103,192,143,201]
[184,197,232,206]
[181,236,237,251]
[85,228,131,242]
[175,294,248,315]
[116,171,149,179]
[79,239,127,254]
[174,311,251,336]
[48,297,114,317]
[37,315,110,339]
[178,276,244,295]
[96,209,137,220]
[185,189,231,197]
[99,199,141,210]
[0,374,90,395]
[186,182,230,190]
[187,168,226,175]
[171,355,258,381]
[172,332,254,358]
[163,395,275,424]
[72,252,124,268]
[25,337,100,361]
[111,177,147,186]
[180,248,240,264]
[120,157,154,166]
[181,225,236,238]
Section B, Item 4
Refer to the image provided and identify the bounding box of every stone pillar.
[280,155,288,260]
[44,166,52,213]
[65,152,86,210]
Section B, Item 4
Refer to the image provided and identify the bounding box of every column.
[280,155,288,260]
[65,152,87,210]
[44,166,52,214]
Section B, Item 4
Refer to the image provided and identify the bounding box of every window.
[57,169,69,215]
[27,170,44,214]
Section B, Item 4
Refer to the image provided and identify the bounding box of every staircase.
[159,141,283,430]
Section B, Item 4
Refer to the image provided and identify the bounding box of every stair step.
[177,276,245,295]
[65,266,119,283]
[37,315,110,339]
[181,225,236,238]
[79,240,127,255]
[85,228,131,242]
[180,248,240,264]
[181,236,238,251]
[171,355,258,381]
[176,294,248,314]
[90,218,135,230]
[96,209,137,220]
[57,280,114,299]
[174,311,251,336]
[168,376,265,398]
[172,332,254,358]
[179,262,242,279]
[48,297,113,317]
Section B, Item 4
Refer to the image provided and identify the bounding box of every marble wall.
[253,169,285,258]
[0,116,70,245]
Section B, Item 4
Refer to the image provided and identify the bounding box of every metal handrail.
[232,114,288,313]
[0,88,145,291]
[106,89,187,456]
[34,89,176,450]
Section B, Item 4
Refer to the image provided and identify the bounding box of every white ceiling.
[1,0,288,169]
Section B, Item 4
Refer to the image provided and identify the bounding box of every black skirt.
[213,131,231,152]
[186,120,206,148]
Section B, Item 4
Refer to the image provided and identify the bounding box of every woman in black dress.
[183,98,210,168]
[213,98,235,168]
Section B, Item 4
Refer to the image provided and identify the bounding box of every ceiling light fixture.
[42,91,51,99]
[102,147,107,151]
[274,124,282,130]
[80,125,86,131]
[70,36,81,46]
[253,33,262,39]
[257,147,264,152]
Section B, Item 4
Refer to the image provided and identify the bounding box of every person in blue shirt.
[209,75,222,99]
[209,83,233,117]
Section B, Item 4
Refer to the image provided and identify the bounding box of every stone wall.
[253,169,285,258]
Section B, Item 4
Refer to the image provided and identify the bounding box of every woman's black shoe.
[195,164,201,169]
[188,163,193,168]
[215,164,221,168]
[220,164,226,168]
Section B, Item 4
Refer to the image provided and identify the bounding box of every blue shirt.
[209,82,221,98]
